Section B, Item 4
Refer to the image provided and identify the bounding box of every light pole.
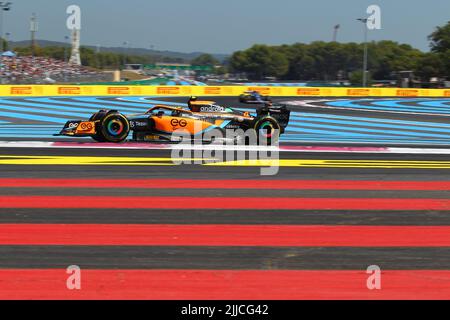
[64,35,69,82]
[0,2,12,53]
[64,36,69,63]
[95,44,100,69]
[30,13,38,58]
[122,41,129,69]
[357,18,369,87]
[332,24,340,42]
[5,31,9,50]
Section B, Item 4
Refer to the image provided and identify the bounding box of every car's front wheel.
[98,113,130,143]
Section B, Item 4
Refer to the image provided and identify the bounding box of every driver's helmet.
[188,96,198,105]
[188,96,198,110]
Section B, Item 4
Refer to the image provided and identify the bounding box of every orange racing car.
[56,98,290,144]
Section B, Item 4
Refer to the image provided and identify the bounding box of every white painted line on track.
[281,139,450,146]
[1,140,450,154]
[286,100,450,117]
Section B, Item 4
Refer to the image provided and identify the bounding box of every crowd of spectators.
[0,55,108,84]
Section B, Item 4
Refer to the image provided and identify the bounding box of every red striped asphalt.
[0,224,449,246]
[1,178,450,190]
[0,269,448,299]
[0,196,449,210]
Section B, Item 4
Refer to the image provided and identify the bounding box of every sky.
[4,0,450,53]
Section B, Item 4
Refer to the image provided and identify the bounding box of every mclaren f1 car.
[56,98,290,144]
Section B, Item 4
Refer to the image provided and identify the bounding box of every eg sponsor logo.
[171,118,187,127]
[79,122,93,131]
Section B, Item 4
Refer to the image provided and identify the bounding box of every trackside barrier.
[0,85,448,97]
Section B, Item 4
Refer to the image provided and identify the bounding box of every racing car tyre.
[254,116,280,145]
[99,113,130,143]
[239,95,249,103]
[89,111,107,142]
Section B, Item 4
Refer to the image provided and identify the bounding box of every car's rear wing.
[256,105,291,131]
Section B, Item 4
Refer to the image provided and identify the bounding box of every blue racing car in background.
[239,91,272,104]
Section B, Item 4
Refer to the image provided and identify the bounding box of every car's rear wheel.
[254,117,280,145]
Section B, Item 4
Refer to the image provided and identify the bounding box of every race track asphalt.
[0,96,449,299]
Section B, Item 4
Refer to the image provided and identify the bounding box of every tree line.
[228,21,450,82]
